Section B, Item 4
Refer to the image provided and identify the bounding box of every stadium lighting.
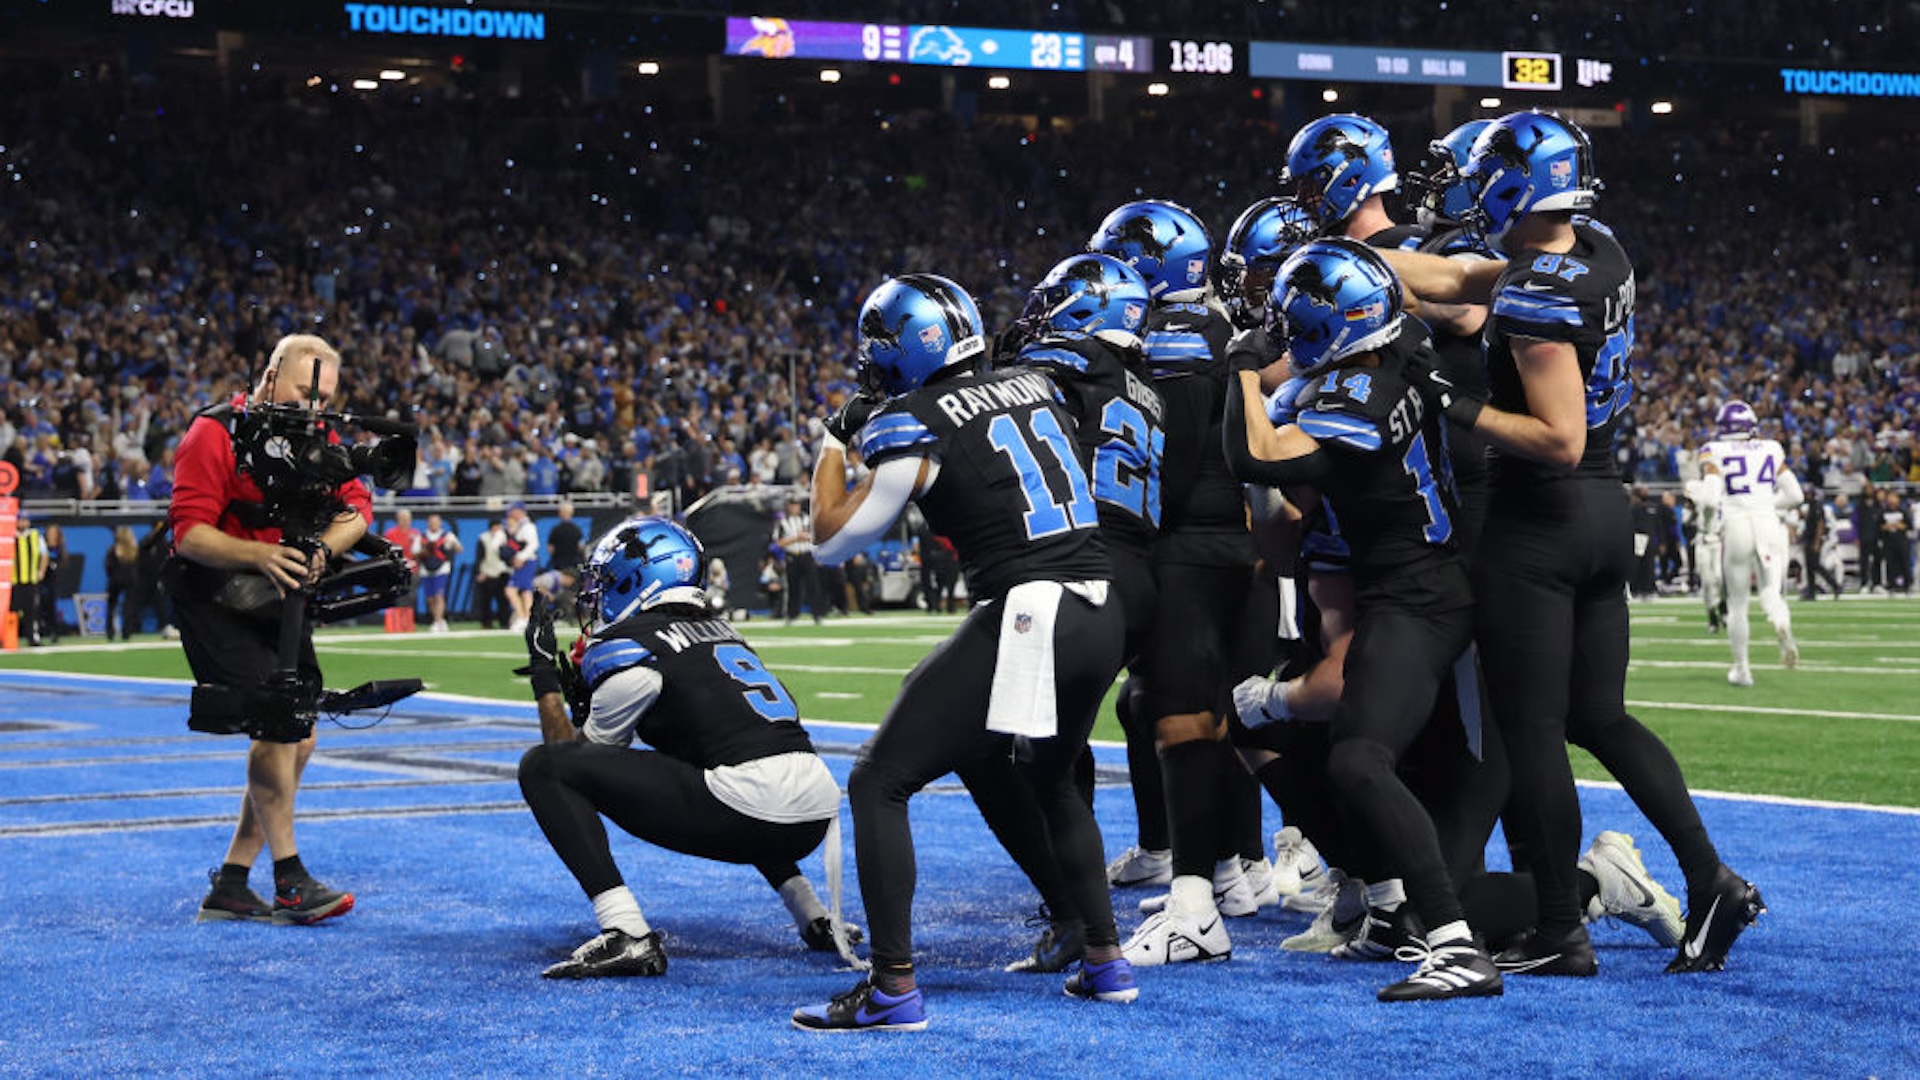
[1321,88,1339,103]
[352,79,379,91]
[819,68,842,83]
[1479,96,1501,108]
[1146,82,1170,96]
[306,75,322,87]
[379,69,405,81]
[636,61,660,76]
[1651,100,1675,114]
[988,75,1012,90]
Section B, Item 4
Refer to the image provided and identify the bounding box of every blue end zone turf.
[1,671,1916,1075]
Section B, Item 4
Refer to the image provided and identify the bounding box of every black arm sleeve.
[1222,369,1336,490]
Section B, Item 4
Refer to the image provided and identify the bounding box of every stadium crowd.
[2,65,1915,527]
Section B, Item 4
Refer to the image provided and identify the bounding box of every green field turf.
[6,596,1917,808]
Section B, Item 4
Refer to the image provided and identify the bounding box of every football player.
[972,252,1165,975]
[1091,200,1267,965]
[1382,110,1765,975]
[1221,238,1500,1001]
[1695,400,1804,685]
[792,274,1133,1032]
[515,517,852,979]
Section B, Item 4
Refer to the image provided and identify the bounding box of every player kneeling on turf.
[516,515,858,978]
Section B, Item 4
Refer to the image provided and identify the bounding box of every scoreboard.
[726,16,1151,73]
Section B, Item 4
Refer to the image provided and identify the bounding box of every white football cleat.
[1581,830,1685,948]
[1138,860,1260,918]
[1270,826,1325,897]
[1105,846,1172,888]
[1727,665,1754,687]
[1775,625,1799,668]
[1121,891,1232,967]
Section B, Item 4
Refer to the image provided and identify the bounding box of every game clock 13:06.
[1165,38,1234,75]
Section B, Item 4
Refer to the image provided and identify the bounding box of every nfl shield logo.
[1014,612,1033,634]
[919,323,946,352]
[1549,158,1573,189]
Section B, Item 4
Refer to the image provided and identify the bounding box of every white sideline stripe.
[1633,637,1920,649]
[1629,658,1920,676]
[1570,776,1920,817]
[1624,698,1920,724]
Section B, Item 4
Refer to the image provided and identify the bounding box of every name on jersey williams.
[934,371,1058,427]
[652,619,741,653]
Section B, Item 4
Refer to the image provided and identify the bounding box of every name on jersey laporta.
[934,371,1058,427]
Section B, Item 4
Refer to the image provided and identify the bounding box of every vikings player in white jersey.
[1694,401,1803,686]
[1685,471,1726,634]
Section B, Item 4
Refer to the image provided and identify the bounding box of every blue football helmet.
[1281,114,1399,229]
[1217,196,1317,329]
[1715,399,1758,438]
[856,274,987,398]
[1413,118,1492,230]
[1009,253,1151,350]
[1463,110,1599,252]
[1087,199,1213,302]
[1268,238,1404,377]
[578,515,706,629]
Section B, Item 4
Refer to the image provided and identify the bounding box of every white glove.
[1233,674,1293,728]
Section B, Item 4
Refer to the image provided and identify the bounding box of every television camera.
[184,393,426,742]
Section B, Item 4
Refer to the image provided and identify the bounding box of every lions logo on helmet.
[1087,200,1213,302]
[1004,253,1152,353]
[1715,400,1758,439]
[855,274,986,399]
[1281,114,1399,229]
[577,516,707,630]
[1462,110,1600,253]
[1268,238,1404,377]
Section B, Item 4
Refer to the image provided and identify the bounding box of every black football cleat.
[1378,943,1504,1002]
[543,929,669,978]
[1666,865,1766,973]
[1005,912,1087,974]
[1494,926,1598,976]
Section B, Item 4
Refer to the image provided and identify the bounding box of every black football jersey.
[579,607,816,768]
[857,366,1111,602]
[1011,331,1165,555]
[1290,325,1469,608]
[1483,216,1635,483]
[1142,300,1249,547]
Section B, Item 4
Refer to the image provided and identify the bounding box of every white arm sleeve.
[814,454,935,565]
[1773,467,1804,511]
[1685,477,1722,509]
[583,665,664,747]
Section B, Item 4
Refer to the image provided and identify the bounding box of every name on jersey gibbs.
[935,372,1056,427]
[653,619,741,653]
[1123,368,1165,424]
